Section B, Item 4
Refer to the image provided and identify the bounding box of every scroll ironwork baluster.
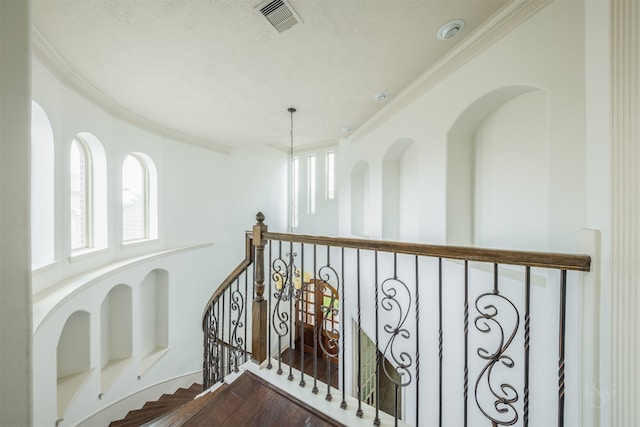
[474,263,520,426]
[316,245,339,402]
[271,241,298,377]
[381,253,413,426]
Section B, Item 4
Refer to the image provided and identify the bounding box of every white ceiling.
[32,0,509,153]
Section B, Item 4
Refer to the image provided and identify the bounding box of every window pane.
[307,154,316,214]
[70,140,87,250]
[326,151,335,200]
[291,157,299,228]
[122,155,146,241]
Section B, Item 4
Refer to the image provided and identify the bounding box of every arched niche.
[351,160,370,237]
[100,284,132,391]
[31,101,55,268]
[447,86,549,250]
[382,138,418,241]
[139,269,169,375]
[57,310,91,418]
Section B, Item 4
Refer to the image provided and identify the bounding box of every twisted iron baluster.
[524,266,531,427]
[267,241,273,370]
[299,244,306,387]
[414,255,420,427]
[558,270,567,427]
[464,260,469,427]
[340,248,347,410]
[374,251,380,426]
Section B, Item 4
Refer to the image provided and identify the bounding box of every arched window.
[122,152,157,242]
[69,132,107,255]
[70,138,91,250]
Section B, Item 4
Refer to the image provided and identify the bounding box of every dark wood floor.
[279,347,339,389]
[184,371,344,426]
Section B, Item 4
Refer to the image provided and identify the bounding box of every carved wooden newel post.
[251,212,268,364]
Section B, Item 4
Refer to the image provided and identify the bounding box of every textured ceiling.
[32,0,509,152]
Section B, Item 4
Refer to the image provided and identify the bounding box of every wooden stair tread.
[108,383,202,427]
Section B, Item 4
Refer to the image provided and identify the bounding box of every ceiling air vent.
[257,0,302,33]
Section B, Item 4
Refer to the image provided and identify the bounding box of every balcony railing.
[203,213,591,426]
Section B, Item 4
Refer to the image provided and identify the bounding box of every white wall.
[30,48,287,425]
[0,2,32,426]
[338,1,609,425]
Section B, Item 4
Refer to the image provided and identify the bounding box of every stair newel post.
[251,212,269,365]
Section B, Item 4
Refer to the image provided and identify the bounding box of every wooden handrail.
[263,232,591,272]
[201,232,254,324]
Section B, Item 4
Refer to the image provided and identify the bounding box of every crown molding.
[349,0,552,143]
[267,138,340,154]
[31,27,233,155]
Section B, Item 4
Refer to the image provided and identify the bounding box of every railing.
[202,232,254,388]
[203,213,591,426]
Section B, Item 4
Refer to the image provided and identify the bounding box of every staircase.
[109,370,343,426]
[109,383,209,426]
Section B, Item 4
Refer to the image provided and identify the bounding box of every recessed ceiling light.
[437,19,465,40]
[372,91,389,101]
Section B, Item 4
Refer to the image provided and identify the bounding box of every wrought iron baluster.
[288,242,295,381]
[313,245,340,401]
[356,249,363,418]
[340,247,347,410]
[558,269,567,427]
[464,260,469,427]
[374,251,380,426]
[312,244,319,394]
[229,276,245,373]
[415,255,420,427]
[244,267,248,363]
[380,252,413,427]
[221,292,225,382]
[524,266,531,427]
[439,257,443,427]
[474,263,520,426]
[228,285,232,373]
[299,243,306,387]
[271,241,298,377]
[267,241,273,369]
